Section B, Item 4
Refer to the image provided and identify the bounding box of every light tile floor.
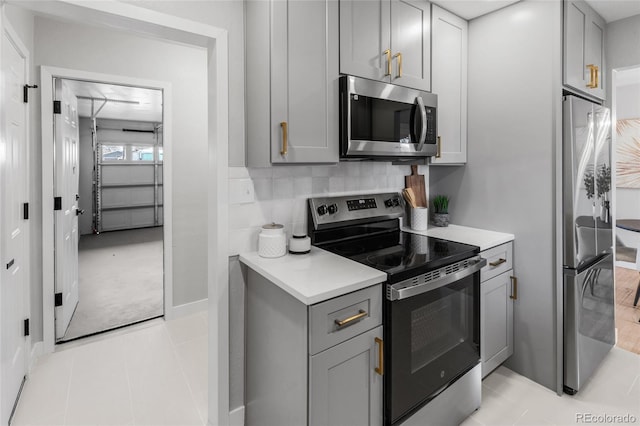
[12,311,640,426]
[12,312,208,426]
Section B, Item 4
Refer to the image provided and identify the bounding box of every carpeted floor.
[615,266,640,355]
[61,227,164,341]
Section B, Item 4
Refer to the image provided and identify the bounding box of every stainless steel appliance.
[308,193,484,426]
[563,95,615,395]
[340,76,438,160]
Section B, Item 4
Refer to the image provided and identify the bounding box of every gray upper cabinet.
[430,5,467,165]
[564,0,606,101]
[340,0,431,92]
[246,0,340,166]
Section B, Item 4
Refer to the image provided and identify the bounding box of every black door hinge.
[24,319,30,337]
[54,197,62,211]
[55,293,63,307]
[23,84,38,103]
[23,202,29,220]
[53,100,62,114]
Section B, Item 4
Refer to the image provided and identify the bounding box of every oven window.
[350,95,419,144]
[386,273,480,425]
[410,292,470,373]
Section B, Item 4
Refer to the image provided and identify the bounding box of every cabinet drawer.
[480,242,513,282]
[309,284,382,355]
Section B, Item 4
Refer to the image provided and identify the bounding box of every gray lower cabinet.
[480,242,515,378]
[309,326,383,426]
[246,268,383,426]
[246,0,340,166]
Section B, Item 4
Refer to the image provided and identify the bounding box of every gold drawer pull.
[586,64,598,89]
[393,52,403,78]
[375,337,384,376]
[489,258,507,267]
[384,49,391,76]
[280,121,288,156]
[510,276,518,300]
[335,309,367,327]
[436,136,442,158]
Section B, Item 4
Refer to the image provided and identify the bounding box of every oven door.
[384,270,480,425]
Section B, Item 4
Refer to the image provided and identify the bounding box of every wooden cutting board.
[405,165,427,207]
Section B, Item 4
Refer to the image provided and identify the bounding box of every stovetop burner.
[318,229,479,284]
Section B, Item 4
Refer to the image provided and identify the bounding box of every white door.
[0,24,29,425]
[54,79,80,339]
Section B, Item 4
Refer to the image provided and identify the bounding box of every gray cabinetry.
[480,242,515,378]
[430,4,467,165]
[309,326,383,426]
[246,0,339,166]
[339,0,431,91]
[246,268,383,425]
[564,0,606,100]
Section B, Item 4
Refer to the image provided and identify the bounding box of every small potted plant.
[432,195,450,227]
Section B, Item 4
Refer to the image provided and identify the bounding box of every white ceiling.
[432,0,640,22]
[63,79,163,122]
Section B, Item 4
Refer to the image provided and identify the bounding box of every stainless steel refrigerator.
[563,94,615,395]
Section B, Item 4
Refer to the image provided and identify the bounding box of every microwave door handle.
[415,96,427,152]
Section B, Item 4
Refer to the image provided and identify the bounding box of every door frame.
[0,11,31,423]
[13,1,230,424]
[42,68,173,343]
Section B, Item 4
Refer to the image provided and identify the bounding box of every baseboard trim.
[166,298,208,321]
[29,341,43,374]
[229,406,245,426]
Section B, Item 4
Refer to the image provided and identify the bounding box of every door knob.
[76,209,85,216]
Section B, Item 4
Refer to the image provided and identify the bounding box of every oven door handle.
[387,257,486,301]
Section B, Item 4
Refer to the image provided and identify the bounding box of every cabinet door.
[309,326,383,426]
[340,0,391,82]
[481,271,514,378]
[564,0,606,100]
[390,0,431,91]
[430,5,467,165]
[271,0,340,163]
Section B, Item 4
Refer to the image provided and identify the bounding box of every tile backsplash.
[228,162,427,255]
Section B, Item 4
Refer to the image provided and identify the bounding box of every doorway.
[612,65,640,355]
[55,78,165,342]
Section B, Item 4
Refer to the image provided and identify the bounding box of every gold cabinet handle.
[510,276,518,300]
[383,49,391,76]
[594,65,599,89]
[393,52,402,78]
[280,121,288,156]
[375,337,384,376]
[436,136,442,158]
[489,258,507,267]
[335,309,367,327]
[586,64,598,89]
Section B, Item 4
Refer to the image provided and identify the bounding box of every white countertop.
[403,224,514,251]
[239,247,387,305]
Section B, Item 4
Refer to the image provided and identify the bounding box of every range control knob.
[392,198,400,207]
[328,204,338,215]
[317,204,328,216]
[384,199,394,208]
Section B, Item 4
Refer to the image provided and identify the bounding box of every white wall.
[429,0,562,392]
[34,17,208,311]
[606,14,640,105]
[125,0,245,167]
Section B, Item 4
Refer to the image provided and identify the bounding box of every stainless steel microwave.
[340,75,437,160]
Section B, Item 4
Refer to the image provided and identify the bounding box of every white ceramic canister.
[258,223,287,258]
[288,234,311,254]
